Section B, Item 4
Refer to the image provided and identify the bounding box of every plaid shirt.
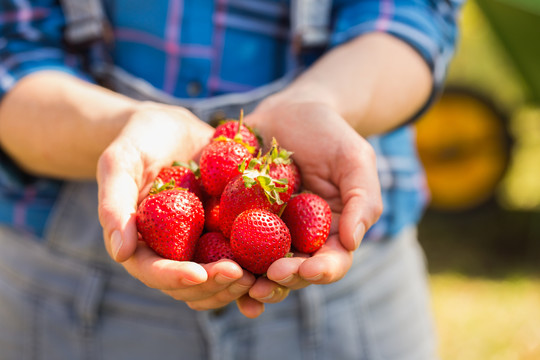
[0,0,463,240]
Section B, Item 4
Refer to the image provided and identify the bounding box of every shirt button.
[187,81,203,97]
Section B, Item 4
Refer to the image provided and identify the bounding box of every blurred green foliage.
[420,3,540,358]
[442,0,540,210]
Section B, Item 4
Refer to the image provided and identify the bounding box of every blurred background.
[414,0,540,358]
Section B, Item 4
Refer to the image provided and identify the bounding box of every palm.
[245,101,382,286]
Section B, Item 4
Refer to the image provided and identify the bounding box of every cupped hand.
[245,97,383,291]
[96,102,255,311]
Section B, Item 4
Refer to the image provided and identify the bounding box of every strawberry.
[136,183,205,261]
[199,137,253,196]
[288,161,302,194]
[212,119,260,154]
[268,162,298,200]
[219,160,288,238]
[155,160,202,199]
[251,138,301,203]
[230,209,291,274]
[281,193,332,254]
[193,232,235,264]
[203,196,221,233]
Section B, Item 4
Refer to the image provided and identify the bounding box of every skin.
[0,32,431,318]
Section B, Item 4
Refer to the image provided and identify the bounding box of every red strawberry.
[281,193,332,254]
[199,138,253,196]
[257,138,300,203]
[268,161,300,202]
[219,160,288,238]
[288,162,302,194]
[203,196,221,233]
[230,209,291,274]
[193,232,235,264]
[212,120,260,153]
[136,185,205,261]
[155,160,202,199]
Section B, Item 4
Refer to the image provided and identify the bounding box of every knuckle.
[372,198,384,220]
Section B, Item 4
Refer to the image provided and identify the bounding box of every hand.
[245,97,383,291]
[96,102,256,311]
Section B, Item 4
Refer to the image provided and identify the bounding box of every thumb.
[97,151,140,262]
[336,148,383,251]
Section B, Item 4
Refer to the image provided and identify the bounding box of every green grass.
[419,205,540,360]
[430,273,540,360]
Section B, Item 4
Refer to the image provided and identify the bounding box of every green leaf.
[149,178,177,194]
[257,175,272,189]
[238,159,248,173]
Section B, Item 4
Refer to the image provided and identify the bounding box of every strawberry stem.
[237,108,244,136]
[223,109,255,154]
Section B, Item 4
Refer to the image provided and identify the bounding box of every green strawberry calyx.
[217,109,260,145]
[265,137,293,166]
[171,160,201,178]
[239,158,288,205]
[212,134,256,155]
[149,178,188,195]
[212,109,257,154]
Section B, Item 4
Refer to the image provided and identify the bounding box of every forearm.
[0,71,139,179]
[265,32,433,137]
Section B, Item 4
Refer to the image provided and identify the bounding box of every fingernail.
[353,223,365,249]
[182,278,202,286]
[278,274,295,286]
[259,290,276,302]
[215,273,236,285]
[229,283,251,296]
[111,230,123,260]
[304,273,323,282]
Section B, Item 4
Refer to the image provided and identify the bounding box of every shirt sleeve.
[0,0,94,100]
[331,0,465,120]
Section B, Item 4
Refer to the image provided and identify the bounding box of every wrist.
[256,82,338,115]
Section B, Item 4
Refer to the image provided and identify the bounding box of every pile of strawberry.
[135,115,332,275]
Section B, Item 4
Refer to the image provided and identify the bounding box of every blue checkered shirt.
[0,0,463,240]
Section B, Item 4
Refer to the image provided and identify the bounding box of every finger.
[97,148,141,262]
[122,244,208,290]
[335,140,383,251]
[297,235,353,284]
[249,277,290,304]
[183,271,255,311]
[236,294,265,319]
[225,270,257,297]
[204,260,246,285]
[163,260,251,302]
[266,255,311,290]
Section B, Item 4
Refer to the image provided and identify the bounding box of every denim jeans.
[0,181,438,360]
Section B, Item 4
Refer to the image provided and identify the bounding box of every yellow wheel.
[415,88,511,212]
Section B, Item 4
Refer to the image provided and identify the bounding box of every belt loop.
[298,285,324,360]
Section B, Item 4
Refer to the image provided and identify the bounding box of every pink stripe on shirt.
[0,7,48,23]
[375,0,394,31]
[13,185,36,230]
[163,0,183,94]
[207,0,227,95]
[114,28,213,58]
